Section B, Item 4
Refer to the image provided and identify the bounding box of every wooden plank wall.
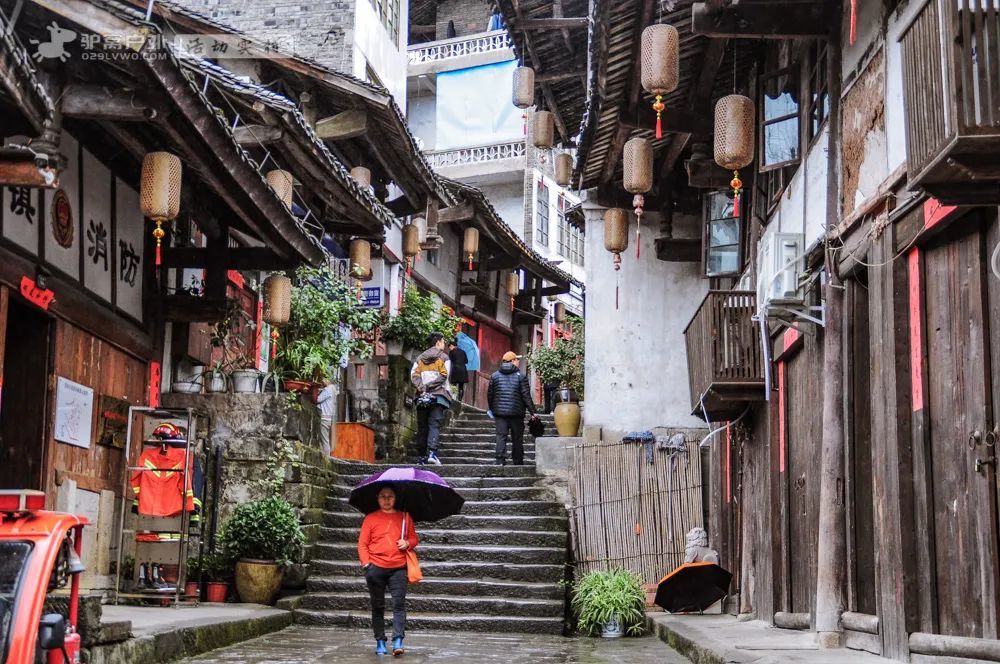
[44,318,148,499]
[738,404,775,618]
[569,434,704,584]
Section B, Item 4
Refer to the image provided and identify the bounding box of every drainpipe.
[815,8,846,648]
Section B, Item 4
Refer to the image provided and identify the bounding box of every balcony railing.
[407,30,512,65]
[423,140,526,170]
[900,0,1000,200]
[683,290,765,421]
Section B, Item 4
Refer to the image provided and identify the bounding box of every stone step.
[323,511,568,532]
[330,461,538,478]
[335,474,540,489]
[294,609,564,634]
[327,484,553,502]
[299,592,564,618]
[306,575,564,600]
[314,542,566,565]
[436,435,538,445]
[406,455,537,465]
[325,496,563,517]
[309,559,565,582]
[441,428,541,436]
[320,526,567,547]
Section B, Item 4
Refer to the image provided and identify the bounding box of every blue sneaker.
[427,451,442,465]
[392,637,404,657]
[375,639,388,655]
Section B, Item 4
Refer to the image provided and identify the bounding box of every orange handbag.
[401,514,422,583]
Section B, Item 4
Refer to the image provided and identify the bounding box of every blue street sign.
[360,286,383,308]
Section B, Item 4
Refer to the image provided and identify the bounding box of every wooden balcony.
[900,0,1000,203]
[683,291,765,421]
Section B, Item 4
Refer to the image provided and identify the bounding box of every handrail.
[424,140,526,169]
[407,30,513,64]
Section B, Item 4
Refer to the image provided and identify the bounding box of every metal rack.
[113,406,201,606]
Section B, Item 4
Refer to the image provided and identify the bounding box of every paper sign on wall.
[54,377,95,448]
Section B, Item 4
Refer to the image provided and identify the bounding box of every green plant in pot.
[572,568,646,638]
[275,265,379,393]
[380,286,464,354]
[527,314,584,435]
[219,497,304,605]
[192,550,233,602]
[203,298,258,393]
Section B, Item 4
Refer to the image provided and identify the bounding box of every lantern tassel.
[733,192,740,218]
[468,254,473,271]
[155,243,161,266]
[731,171,743,219]
[653,95,665,140]
[152,220,165,267]
[271,329,279,359]
[849,0,857,44]
[636,222,641,259]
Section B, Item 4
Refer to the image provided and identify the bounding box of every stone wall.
[174,0,356,74]
[161,393,336,578]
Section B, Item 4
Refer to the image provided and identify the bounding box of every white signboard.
[82,150,112,302]
[2,184,41,252]
[115,179,144,320]
[43,133,81,280]
[54,377,95,448]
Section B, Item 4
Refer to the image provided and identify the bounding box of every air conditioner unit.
[756,232,805,311]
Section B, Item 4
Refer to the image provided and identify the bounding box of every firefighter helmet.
[150,422,186,441]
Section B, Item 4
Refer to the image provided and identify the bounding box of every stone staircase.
[295,408,569,634]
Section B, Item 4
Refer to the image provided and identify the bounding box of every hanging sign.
[20,276,54,310]
[97,395,130,449]
[54,377,95,448]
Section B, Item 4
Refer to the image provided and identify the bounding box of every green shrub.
[381,286,464,351]
[571,568,646,636]
[527,315,585,396]
[218,497,305,565]
[188,550,233,583]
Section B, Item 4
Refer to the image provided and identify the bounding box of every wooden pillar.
[815,17,846,645]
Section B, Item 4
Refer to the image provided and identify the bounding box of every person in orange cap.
[487,351,538,465]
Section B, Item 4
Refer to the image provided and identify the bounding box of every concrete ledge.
[86,606,292,664]
[535,436,578,478]
[646,613,888,663]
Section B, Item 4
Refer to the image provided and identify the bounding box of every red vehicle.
[0,490,88,664]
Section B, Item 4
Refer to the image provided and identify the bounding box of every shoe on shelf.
[392,637,404,657]
[376,639,388,655]
[427,452,442,465]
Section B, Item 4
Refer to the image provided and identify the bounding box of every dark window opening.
[703,191,742,277]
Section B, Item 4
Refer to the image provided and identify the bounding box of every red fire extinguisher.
[47,630,80,664]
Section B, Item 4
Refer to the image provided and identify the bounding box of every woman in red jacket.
[358,485,418,656]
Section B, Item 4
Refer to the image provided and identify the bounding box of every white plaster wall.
[354,0,409,111]
[583,207,708,432]
[761,128,830,251]
[413,223,461,296]
[479,182,526,236]
[407,94,437,150]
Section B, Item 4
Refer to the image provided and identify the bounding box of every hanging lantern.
[713,94,755,218]
[463,227,480,270]
[140,152,182,266]
[507,271,520,311]
[554,301,567,323]
[640,24,680,139]
[513,66,535,109]
[265,169,294,208]
[533,111,554,149]
[623,137,652,258]
[402,223,420,277]
[349,239,372,282]
[350,166,371,189]
[604,208,629,310]
[263,273,291,358]
[555,153,572,187]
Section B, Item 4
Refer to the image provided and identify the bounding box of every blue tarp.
[457,332,480,371]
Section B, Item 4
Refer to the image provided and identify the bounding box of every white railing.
[424,140,526,169]
[407,30,512,65]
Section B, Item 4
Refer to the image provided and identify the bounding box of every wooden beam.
[410,24,436,34]
[535,69,587,84]
[315,109,369,141]
[540,83,569,144]
[654,237,701,261]
[685,156,734,188]
[61,84,157,121]
[619,106,711,135]
[438,201,475,224]
[511,17,588,29]
[551,0,576,57]
[691,1,833,39]
[159,295,229,323]
[160,247,298,270]
[0,159,59,188]
[232,124,284,145]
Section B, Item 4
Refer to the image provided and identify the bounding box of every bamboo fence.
[568,435,704,584]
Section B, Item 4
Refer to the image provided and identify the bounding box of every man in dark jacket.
[448,341,469,401]
[487,351,538,465]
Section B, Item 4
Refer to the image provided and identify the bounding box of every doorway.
[0,297,53,490]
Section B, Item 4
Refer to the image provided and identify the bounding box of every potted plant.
[572,568,647,638]
[197,550,233,603]
[171,361,205,394]
[527,315,584,436]
[275,265,380,392]
[184,556,202,598]
[381,286,464,355]
[204,299,258,393]
[219,497,305,605]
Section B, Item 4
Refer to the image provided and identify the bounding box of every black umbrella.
[655,562,732,613]
[348,467,464,522]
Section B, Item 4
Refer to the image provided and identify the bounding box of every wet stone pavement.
[182,625,688,663]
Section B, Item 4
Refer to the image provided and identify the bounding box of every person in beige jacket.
[410,332,451,465]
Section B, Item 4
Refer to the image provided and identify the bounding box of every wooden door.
[924,221,1000,638]
[782,337,822,615]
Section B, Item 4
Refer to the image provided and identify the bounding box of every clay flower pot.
[205,582,228,603]
[234,559,283,605]
[185,581,200,599]
[554,402,581,436]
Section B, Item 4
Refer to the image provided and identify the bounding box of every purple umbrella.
[349,467,464,522]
